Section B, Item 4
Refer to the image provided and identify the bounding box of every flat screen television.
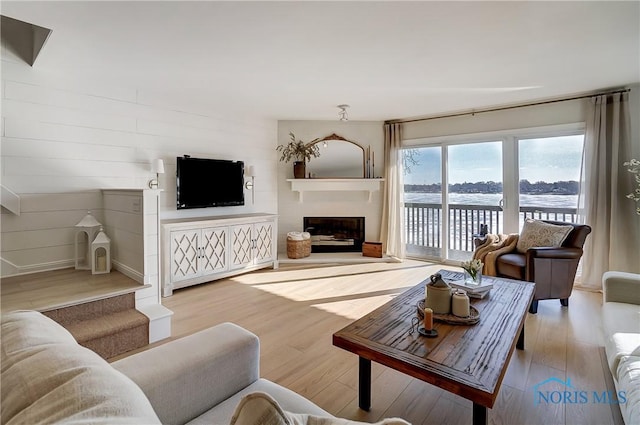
[176,156,245,209]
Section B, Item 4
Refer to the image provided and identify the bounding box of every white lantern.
[91,227,111,275]
[75,211,101,270]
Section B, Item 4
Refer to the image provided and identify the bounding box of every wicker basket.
[287,238,311,259]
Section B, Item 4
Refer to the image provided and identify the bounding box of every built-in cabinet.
[162,214,278,296]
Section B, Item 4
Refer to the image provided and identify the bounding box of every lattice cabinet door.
[162,214,278,296]
[254,222,274,264]
[200,227,229,275]
[231,224,254,270]
[170,230,201,282]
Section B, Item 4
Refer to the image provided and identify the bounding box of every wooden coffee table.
[332,269,535,425]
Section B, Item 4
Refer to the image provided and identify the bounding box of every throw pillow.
[230,392,410,425]
[516,219,573,254]
[1,311,161,425]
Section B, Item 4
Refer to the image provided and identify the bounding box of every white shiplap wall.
[1,60,278,278]
[1,191,105,275]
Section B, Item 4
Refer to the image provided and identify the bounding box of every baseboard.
[0,258,144,282]
[112,261,143,284]
[1,257,74,278]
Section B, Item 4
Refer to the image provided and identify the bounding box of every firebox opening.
[303,217,365,253]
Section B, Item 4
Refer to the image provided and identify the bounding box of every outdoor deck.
[405,203,577,261]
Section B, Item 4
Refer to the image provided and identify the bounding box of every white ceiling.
[2,1,639,121]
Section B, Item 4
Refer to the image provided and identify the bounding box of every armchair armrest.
[112,322,260,425]
[603,271,640,305]
[524,247,584,281]
[526,246,583,260]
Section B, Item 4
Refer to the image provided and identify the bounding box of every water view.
[404,192,578,208]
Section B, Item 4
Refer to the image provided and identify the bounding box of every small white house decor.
[91,227,111,275]
[75,211,102,270]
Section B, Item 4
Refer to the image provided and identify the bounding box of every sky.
[403,135,584,185]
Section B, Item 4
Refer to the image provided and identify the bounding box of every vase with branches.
[624,159,640,216]
[276,132,321,178]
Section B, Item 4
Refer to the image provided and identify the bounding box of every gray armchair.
[494,220,591,314]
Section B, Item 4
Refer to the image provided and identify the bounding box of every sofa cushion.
[229,391,410,425]
[602,302,640,379]
[1,310,161,425]
[495,253,526,280]
[617,355,640,425]
[516,219,573,254]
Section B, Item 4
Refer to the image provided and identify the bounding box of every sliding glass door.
[403,129,584,262]
[404,146,442,258]
[403,141,503,261]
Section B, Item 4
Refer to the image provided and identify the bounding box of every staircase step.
[63,309,149,359]
[1,268,149,313]
[43,294,150,359]
[81,321,149,360]
[43,293,136,324]
[3,269,160,359]
[64,309,148,343]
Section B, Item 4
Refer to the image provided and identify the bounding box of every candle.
[423,307,433,331]
[97,256,106,271]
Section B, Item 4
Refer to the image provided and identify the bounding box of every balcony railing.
[405,202,577,257]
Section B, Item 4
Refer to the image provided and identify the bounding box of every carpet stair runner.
[42,293,149,359]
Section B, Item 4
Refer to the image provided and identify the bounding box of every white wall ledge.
[287,178,384,202]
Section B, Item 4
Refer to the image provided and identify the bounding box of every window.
[518,135,584,226]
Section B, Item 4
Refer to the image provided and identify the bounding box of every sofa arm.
[112,322,260,425]
[603,271,640,305]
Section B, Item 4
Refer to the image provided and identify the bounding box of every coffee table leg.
[473,403,487,425]
[517,323,525,350]
[359,357,371,411]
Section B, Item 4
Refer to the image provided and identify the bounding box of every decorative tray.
[417,300,480,325]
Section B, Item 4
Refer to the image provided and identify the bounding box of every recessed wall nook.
[276,122,386,257]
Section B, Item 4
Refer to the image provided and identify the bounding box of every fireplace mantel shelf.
[287,178,385,202]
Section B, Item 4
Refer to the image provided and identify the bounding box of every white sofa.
[2,310,411,425]
[602,271,640,425]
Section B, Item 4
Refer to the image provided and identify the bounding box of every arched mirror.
[306,134,365,178]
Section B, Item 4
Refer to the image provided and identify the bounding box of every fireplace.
[303,217,365,253]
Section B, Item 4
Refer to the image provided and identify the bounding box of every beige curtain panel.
[380,123,406,260]
[577,91,640,290]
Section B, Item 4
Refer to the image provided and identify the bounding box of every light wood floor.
[143,260,621,425]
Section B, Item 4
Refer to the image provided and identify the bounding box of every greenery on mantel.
[276,132,321,163]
